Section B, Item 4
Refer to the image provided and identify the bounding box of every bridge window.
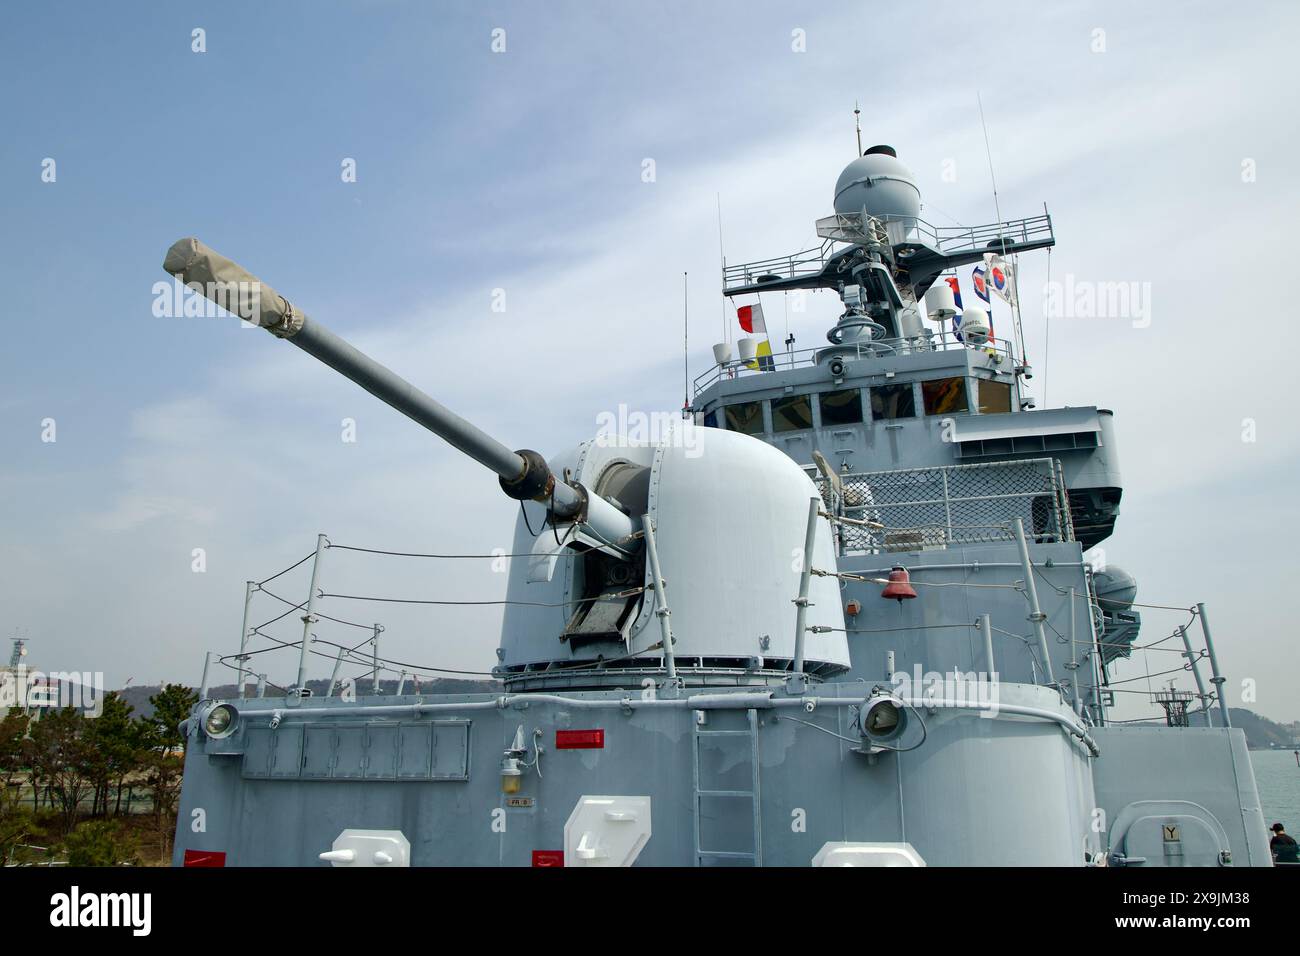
[871,383,916,420]
[922,377,969,415]
[977,379,1012,414]
[772,393,813,432]
[819,388,863,426]
[723,401,765,435]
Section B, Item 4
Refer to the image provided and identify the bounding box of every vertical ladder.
[692,708,763,866]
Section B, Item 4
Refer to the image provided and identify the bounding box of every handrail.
[692,328,1015,398]
[721,212,1054,294]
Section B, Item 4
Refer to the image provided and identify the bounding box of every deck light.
[201,703,238,739]
[861,692,907,744]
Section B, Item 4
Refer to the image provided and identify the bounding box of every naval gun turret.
[163,238,850,689]
[162,238,638,557]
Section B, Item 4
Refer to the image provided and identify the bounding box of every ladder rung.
[694,730,753,737]
[696,789,754,799]
[698,850,757,860]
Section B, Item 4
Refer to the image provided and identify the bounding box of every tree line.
[0,683,197,865]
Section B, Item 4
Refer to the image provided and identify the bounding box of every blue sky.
[2,1,1298,721]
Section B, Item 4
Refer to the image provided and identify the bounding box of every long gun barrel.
[163,237,636,550]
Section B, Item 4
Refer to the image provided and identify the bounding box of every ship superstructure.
[166,143,1271,868]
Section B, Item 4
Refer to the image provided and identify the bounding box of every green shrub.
[63,819,139,867]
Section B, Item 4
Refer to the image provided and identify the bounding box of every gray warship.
[166,142,1271,867]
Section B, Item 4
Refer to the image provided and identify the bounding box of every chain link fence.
[819,458,1073,554]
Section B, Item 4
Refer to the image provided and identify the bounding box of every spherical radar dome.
[833,144,922,220]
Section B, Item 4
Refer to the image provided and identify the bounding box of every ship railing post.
[294,533,327,695]
[1178,623,1213,726]
[981,613,996,677]
[1085,569,1108,725]
[1066,587,1081,709]
[199,651,213,701]
[941,469,953,545]
[791,497,820,676]
[1197,603,1231,728]
[237,580,254,700]
[325,646,345,698]
[1012,517,1056,686]
[641,515,676,682]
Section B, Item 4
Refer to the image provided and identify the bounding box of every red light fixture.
[880,566,918,602]
[555,729,605,749]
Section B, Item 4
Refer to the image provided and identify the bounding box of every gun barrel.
[291,317,528,485]
[162,237,595,524]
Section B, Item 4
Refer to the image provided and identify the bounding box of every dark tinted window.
[771,394,813,432]
[921,377,969,415]
[978,379,1012,414]
[819,389,863,426]
[724,401,764,435]
[871,383,916,421]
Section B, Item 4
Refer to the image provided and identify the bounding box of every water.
[1250,749,1300,830]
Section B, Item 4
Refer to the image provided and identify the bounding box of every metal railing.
[818,458,1073,555]
[721,212,1053,295]
[692,327,1016,398]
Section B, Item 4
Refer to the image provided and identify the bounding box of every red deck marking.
[182,849,227,867]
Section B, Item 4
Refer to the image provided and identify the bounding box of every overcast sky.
[2,1,1297,722]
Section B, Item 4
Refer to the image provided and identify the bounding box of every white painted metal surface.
[637,424,849,668]
[319,829,411,867]
[812,842,927,867]
[563,796,652,867]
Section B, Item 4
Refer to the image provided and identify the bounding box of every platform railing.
[722,212,1054,295]
[692,327,1016,398]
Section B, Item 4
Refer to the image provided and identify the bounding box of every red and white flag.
[736,303,774,370]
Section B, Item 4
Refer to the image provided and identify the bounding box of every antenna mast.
[683,271,690,416]
[977,91,1027,368]
[716,193,728,344]
[853,102,862,156]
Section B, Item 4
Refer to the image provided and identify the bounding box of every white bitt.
[812,842,926,867]
[319,829,411,867]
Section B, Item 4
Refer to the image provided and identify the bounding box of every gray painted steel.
[169,146,1271,868]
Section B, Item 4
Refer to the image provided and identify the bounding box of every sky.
[1,1,1297,722]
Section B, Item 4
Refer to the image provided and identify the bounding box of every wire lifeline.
[213,656,289,693]
[255,551,317,586]
[241,626,496,678]
[257,586,375,631]
[327,542,574,560]
[814,568,1019,590]
[317,588,645,608]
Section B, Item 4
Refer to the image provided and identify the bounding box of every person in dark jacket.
[1271,823,1299,863]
